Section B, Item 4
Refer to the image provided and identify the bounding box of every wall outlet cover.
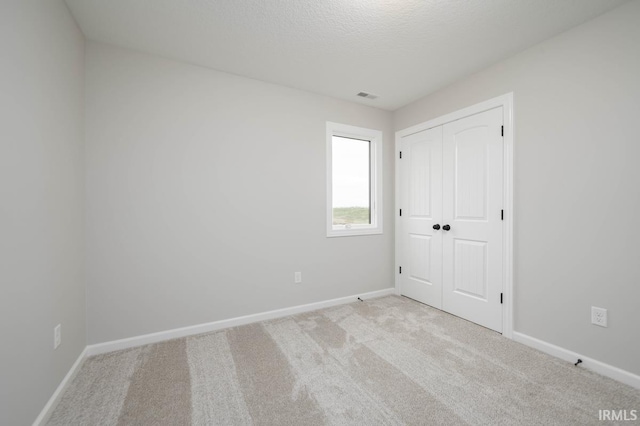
[54,324,62,349]
[591,306,608,328]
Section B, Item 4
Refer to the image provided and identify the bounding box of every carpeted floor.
[48,296,640,425]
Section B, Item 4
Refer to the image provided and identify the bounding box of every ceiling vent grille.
[357,92,378,100]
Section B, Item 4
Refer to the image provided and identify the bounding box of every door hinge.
[501,126,504,137]
[501,209,504,220]
[399,151,402,159]
[399,266,402,274]
[500,293,503,304]
[399,209,402,216]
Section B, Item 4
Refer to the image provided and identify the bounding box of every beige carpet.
[48,296,640,425]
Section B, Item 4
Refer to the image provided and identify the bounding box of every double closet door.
[399,107,504,332]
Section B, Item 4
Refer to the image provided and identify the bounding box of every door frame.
[395,93,514,339]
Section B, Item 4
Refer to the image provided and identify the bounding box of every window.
[326,122,383,237]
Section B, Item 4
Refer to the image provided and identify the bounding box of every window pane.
[332,136,370,226]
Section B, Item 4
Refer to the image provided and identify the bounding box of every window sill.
[327,227,383,238]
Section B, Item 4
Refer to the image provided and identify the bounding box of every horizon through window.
[331,135,371,226]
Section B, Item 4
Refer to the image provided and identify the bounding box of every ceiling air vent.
[357,92,378,100]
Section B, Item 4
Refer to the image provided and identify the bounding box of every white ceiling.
[65,0,627,110]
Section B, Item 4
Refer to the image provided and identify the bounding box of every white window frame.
[326,122,383,237]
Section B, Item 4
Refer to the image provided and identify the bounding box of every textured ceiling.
[65,0,627,110]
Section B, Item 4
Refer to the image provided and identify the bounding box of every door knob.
[442,224,451,231]
[433,224,440,230]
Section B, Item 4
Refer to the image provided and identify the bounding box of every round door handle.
[442,224,451,231]
[433,224,441,230]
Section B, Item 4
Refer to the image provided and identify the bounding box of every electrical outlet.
[591,307,607,327]
[54,324,62,349]
[294,272,302,284]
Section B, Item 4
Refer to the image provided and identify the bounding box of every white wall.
[85,42,394,344]
[0,1,86,424]
[395,1,640,375]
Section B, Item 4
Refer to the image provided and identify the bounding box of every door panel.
[409,234,432,283]
[453,239,487,300]
[400,127,443,308]
[454,129,487,220]
[442,107,503,332]
[409,141,432,217]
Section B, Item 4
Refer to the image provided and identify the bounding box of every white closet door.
[399,127,443,308]
[442,107,504,332]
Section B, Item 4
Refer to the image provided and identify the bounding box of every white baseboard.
[513,332,640,389]
[86,288,395,356]
[32,347,88,426]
